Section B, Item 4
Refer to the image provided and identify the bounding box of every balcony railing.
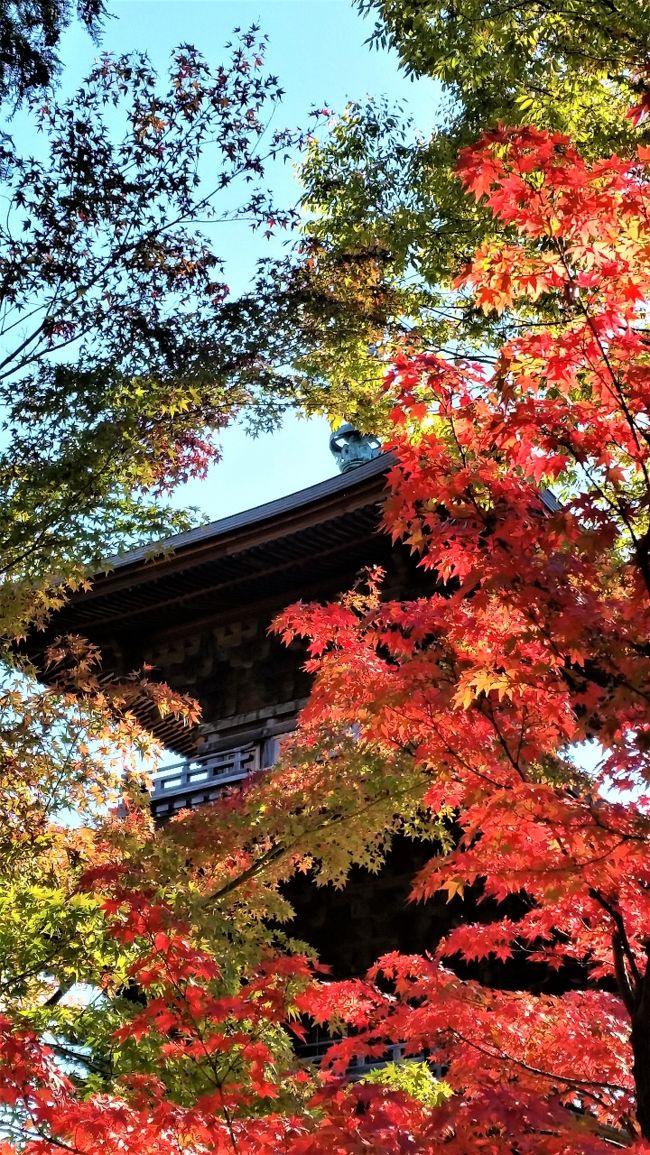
[151,741,268,821]
[295,1036,443,1080]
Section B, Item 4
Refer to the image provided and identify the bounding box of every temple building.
[36,433,388,804]
[24,431,466,981]
[26,430,566,994]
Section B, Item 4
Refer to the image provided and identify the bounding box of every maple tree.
[285,0,650,425]
[6,114,650,1152]
[0,28,314,640]
[275,124,650,1148]
[9,0,650,1143]
[0,0,106,103]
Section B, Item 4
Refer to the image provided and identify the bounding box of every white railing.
[151,742,263,820]
[295,1036,443,1080]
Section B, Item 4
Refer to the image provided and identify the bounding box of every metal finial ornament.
[329,424,381,474]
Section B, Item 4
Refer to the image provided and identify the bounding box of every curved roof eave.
[103,454,392,577]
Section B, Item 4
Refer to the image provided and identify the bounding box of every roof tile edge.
[105,453,392,573]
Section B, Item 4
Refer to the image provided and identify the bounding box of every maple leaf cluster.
[275,124,650,1149]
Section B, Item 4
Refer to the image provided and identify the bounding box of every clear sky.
[57,1,441,523]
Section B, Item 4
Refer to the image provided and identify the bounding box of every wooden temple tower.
[27,430,565,996]
[27,433,457,979]
[40,434,395,817]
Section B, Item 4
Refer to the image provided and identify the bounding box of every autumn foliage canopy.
[7,116,650,1151]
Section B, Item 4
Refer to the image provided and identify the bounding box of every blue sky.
[59,1,441,522]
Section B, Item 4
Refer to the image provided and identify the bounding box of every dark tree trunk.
[631,962,650,1141]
